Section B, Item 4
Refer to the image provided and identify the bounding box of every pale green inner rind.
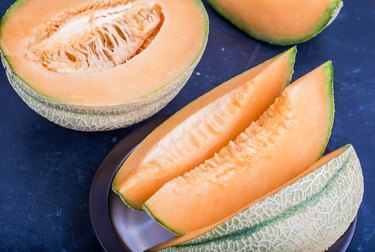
[6,64,184,131]
[170,146,352,249]
[0,0,209,109]
[112,188,144,212]
[207,0,342,45]
[285,46,297,87]
[143,204,184,237]
[321,61,335,158]
[0,0,24,39]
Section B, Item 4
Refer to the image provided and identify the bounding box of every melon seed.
[28,0,164,74]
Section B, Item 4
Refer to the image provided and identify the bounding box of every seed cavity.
[28,0,164,74]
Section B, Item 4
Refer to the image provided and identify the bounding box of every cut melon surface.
[112,48,296,210]
[144,62,335,235]
[149,145,364,251]
[208,0,343,45]
[0,0,208,130]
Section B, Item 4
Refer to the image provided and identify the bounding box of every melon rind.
[154,145,364,251]
[321,61,335,157]
[0,0,209,131]
[1,52,192,131]
[207,0,343,45]
[144,204,183,236]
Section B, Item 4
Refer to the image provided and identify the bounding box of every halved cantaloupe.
[0,0,208,131]
[208,0,343,45]
[112,48,297,210]
[144,62,335,235]
[149,145,363,251]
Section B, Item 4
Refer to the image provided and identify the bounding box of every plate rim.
[90,117,168,252]
[89,117,358,252]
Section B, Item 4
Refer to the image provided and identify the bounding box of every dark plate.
[90,117,357,252]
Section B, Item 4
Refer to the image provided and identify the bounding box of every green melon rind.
[113,46,297,209]
[0,49,192,112]
[112,187,144,212]
[0,51,196,129]
[170,146,351,246]
[2,59,186,131]
[153,145,364,251]
[207,0,343,45]
[0,0,209,131]
[144,204,184,236]
[0,0,24,39]
[321,61,335,157]
[2,52,188,131]
[284,46,297,87]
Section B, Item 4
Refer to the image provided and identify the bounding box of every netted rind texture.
[160,145,364,252]
[1,51,198,131]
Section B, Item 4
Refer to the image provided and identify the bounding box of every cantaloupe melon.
[0,0,208,131]
[112,48,297,210]
[149,145,364,251]
[144,62,335,235]
[208,0,343,45]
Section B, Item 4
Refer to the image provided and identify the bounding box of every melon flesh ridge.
[144,62,334,235]
[152,145,363,251]
[28,1,163,74]
[113,48,296,208]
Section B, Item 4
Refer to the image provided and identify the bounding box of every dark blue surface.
[0,0,374,251]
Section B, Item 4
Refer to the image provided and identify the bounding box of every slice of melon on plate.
[112,48,297,210]
[208,0,343,45]
[144,61,335,235]
[149,144,363,251]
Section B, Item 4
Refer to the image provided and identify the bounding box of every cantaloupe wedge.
[149,145,364,251]
[208,0,343,45]
[144,62,335,235]
[112,48,296,210]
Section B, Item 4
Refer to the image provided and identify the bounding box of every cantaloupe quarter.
[144,62,335,235]
[208,0,343,45]
[112,48,297,210]
[0,0,208,131]
[149,145,364,251]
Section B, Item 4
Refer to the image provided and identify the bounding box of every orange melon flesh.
[150,146,347,251]
[0,0,207,106]
[112,48,296,210]
[144,62,334,235]
[208,0,341,44]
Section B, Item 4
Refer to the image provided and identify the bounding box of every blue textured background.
[0,0,374,251]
